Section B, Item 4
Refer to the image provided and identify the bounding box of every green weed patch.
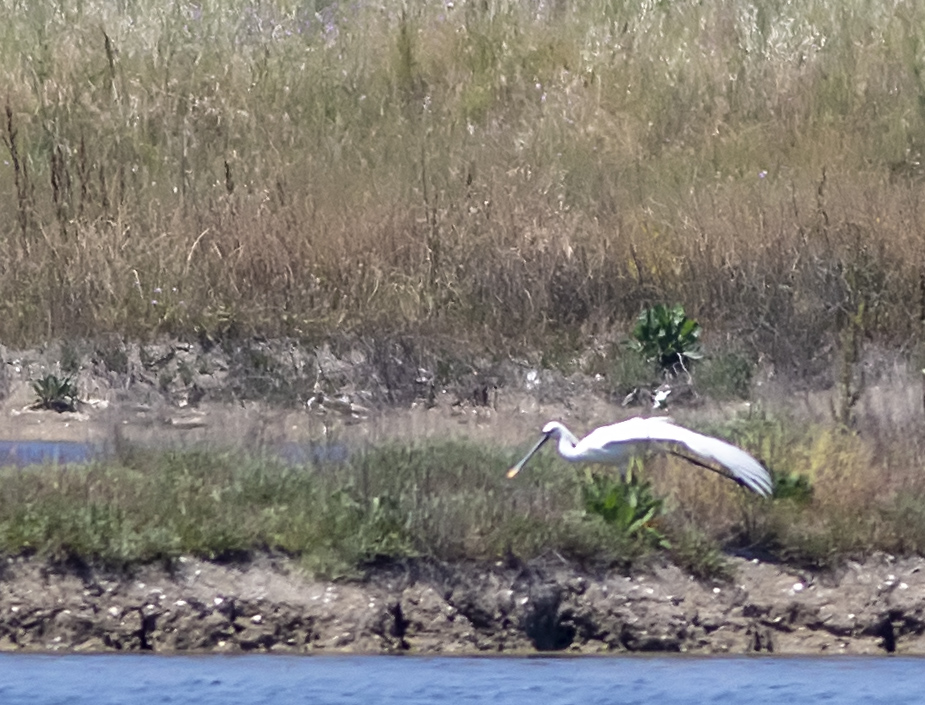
[0,415,924,573]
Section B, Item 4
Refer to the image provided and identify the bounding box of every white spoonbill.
[507,417,773,497]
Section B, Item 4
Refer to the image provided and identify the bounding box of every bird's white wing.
[589,417,773,496]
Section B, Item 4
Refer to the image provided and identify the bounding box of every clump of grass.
[694,352,755,401]
[667,525,734,583]
[606,348,661,400]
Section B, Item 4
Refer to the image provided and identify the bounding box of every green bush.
[31,374,78,412]
[773,472,814,505]
[581,464,669,549]
[628,304,703,376]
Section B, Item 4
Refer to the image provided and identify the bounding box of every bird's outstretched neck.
[546,422,583,461]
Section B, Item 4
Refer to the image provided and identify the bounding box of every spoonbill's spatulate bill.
[508,417,773,496]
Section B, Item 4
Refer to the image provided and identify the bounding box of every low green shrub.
[31,374,78,412]
[581,464,669,549]
[628,304,703,377]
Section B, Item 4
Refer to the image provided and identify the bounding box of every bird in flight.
[507,416,773,496]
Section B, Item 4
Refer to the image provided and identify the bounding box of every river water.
[0,654,922,704]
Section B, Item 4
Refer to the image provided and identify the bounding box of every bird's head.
[541,421,566,436]
[507,422,566,478]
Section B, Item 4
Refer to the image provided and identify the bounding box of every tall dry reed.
[1,0,924,375]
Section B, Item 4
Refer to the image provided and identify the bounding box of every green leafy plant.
[31,374,78,412]
[773,472,814,505]
[628,304,703,375]
[581,464,669,548]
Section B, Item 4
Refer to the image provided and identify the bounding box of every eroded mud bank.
[0,554,919,655]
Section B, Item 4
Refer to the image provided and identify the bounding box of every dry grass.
[650,408,925,569]
[0,0,923,373]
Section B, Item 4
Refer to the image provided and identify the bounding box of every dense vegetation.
[0,410,921,579]
[1,0,924,372]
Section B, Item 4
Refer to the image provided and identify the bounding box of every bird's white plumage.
[507,416,772,497]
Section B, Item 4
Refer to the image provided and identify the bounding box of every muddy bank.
[0,554,921,655]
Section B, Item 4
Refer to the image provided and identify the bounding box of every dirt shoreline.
[0,553,920,655]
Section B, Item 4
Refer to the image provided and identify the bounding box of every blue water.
[275,441,350,465]
[0,440,349,468]
[0,440,96,466]
[0,655,923,705]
